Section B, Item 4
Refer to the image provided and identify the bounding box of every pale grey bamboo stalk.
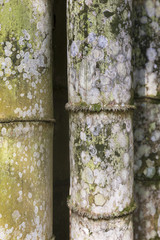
[133,0,160,239]
[67,0,135,239]
[0,0,54,239]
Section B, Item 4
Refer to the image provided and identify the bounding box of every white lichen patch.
[82,167,94,184]
[1,127,6,136]
[94,194,105,206]
[12,210,21,222]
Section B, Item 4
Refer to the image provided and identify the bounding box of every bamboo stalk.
[133,0,160,239]
[67,0,135,238]
[133,101,160,240]
[134,181,160,240]
[0,0,54,239]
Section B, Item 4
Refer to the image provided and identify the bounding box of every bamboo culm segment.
[0,0,53,239]
[0,0,53,120]
[133,0,160,239]
[0,122,53,240]
[134,182,160,240]
[67,0,133,108]
[69,112,134,218]
[67,0,134,238]
[133,0,160,99]
[134,102,160,181]
[133,102,160,239]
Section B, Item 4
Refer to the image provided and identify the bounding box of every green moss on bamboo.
[0,0,37,41]
[119,200,136,216]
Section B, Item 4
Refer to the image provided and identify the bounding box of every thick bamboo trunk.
[0,1,54,239]
[67,0,135,239]
[133,0,160,239]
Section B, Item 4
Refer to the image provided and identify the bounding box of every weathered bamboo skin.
[0,0,53,120]
[133,0,160,239]
[0,0,54,239]
[133,0,160,99]
[67,0,133,108]
[0,122,53,240]
[67,0,134,238]
[69,111,134,218]
[134,181,160,240]
[134,101,160,181]
[71,213,133,240]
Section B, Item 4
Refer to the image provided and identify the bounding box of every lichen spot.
[28,192,32,199]
[94,194,105,206]
[17,142,21,148]
[12,210,21,222]
[1,127,6,136]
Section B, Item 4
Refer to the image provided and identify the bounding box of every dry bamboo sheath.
[0,1,54,239]
[67,0,135,239]
[133,0,160,239]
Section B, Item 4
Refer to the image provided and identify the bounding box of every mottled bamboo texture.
[67,0,133,109]
[134,182,160,240]
[133,0,160,239]
[67,0,134,239]
[0,0,54,239]
[69,112,134,218]
[0,123,53,240]
[0,0,53,121]
[134,102,160,181]
[133,0,160,99]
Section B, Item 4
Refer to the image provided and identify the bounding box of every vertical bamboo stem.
[0,1,54,239]
[133,0,160,239]
[67,0,135,239]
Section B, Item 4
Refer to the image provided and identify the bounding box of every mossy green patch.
[91,103,101,112]
[119,200,136,216]
[0,0,36,42]
[87,160,96,170]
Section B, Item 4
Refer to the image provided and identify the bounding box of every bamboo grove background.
[0,0,159,239]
